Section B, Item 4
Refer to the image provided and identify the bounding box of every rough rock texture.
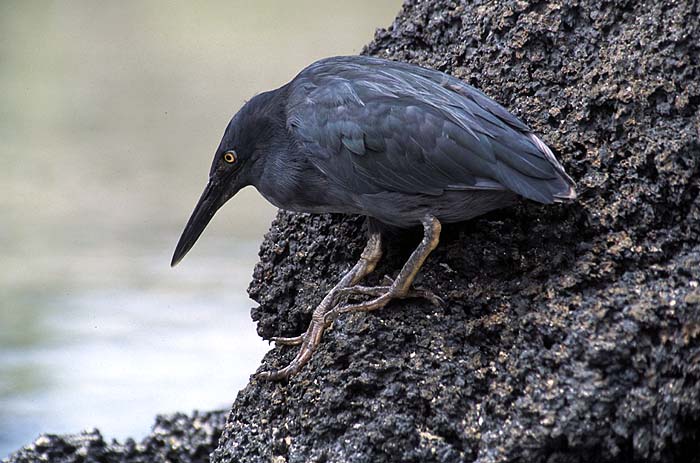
[6,0,699,462]
[3,411,227,463]
[213,0,700,462]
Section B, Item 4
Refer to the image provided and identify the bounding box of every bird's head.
[171,91,281,267]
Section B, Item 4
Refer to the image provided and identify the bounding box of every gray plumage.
[251,56,575,229]
[171,55,578,380]
[172,55,576,264]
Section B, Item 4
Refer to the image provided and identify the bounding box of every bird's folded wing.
[286,58,574,203]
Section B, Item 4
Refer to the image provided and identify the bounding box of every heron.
[171,55,576,380]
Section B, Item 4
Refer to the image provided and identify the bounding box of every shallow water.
[0,0,401,456]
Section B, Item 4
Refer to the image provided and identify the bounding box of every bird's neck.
[243,87,347,213]
[239,88,293,192]
[251,137,311,210]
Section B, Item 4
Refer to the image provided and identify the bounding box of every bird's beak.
[171,180,226,267]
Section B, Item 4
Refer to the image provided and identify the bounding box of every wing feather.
[285,56,575,203]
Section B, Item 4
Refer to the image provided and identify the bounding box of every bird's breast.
[254,160,362,215]
[256,185,361,215]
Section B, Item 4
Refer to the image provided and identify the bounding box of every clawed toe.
[338,284,391,299]
[271,335,305,346]
[412,288,444,307]
[257,216,442,381]
[338,280,444,307]
[262,282,443,381]
[257,318,325,381]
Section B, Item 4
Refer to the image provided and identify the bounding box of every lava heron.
[171,55,576,380]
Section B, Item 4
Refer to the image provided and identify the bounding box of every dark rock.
[8,0,700,462]
[214,0,700,462]
[3,411,227,463]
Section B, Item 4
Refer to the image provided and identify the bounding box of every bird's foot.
[257,317,328,381]
[256,231,384,381]
[326,216,442,321]
[256,216,441,381]
[324,287,396,322]
[325,279,442,323]
[338,280,444,308]
[260,282,443,381]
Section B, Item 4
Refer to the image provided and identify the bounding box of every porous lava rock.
[6,0,699,462]
[214,0,700,462]
[4,411,227,463]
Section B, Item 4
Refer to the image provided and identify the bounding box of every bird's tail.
[529,133,577,202]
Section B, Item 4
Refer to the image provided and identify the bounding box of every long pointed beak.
[171,181,224,267]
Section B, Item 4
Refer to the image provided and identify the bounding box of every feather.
[285,56,576,203]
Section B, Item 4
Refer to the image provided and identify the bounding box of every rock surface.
[3,411,227,463]
[6,0,700,462]
[215,0,700,462]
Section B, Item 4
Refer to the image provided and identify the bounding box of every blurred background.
[0,0,401,456]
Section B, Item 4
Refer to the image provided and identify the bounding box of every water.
[0,0,401,456]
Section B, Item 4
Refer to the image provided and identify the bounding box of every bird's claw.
[256,367,292,382]
[421,290,445,308]
[257,315,328,381]
[337,284,391,299]
[262,281,437,381]
[270,334,305,346]
[257,217,442,381]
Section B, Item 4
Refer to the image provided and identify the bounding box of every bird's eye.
[223,151,237,164]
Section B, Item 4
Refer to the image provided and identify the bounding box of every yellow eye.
[223,151,237,164]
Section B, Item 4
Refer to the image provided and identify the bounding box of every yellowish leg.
[256,232,383,381]
[257,215,442,381]
[326,215,441,320]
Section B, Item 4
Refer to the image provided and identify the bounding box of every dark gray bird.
[171,55,576,380]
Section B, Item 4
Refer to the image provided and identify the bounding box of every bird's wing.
[285,57,575,203]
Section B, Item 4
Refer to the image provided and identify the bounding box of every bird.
[171,55,576,381]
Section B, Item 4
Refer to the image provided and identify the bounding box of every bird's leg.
[256,232,383,381]
[326,215,441,320]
